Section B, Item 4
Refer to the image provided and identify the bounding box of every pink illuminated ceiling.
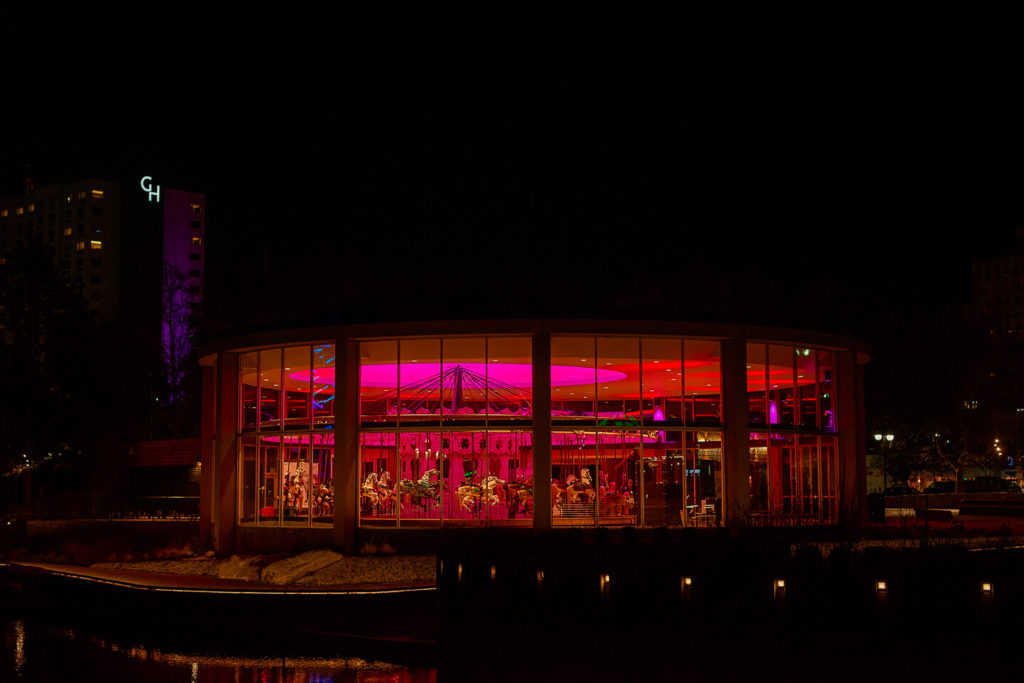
[293,364,627,389]
[246,354,822,398]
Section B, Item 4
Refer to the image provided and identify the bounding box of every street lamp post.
[875,433,894,492]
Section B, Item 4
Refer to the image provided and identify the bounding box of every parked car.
[883,485,919,496]
[923,480,955,493]
[968,476,1022,493]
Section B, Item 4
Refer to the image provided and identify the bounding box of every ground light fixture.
[982,582,993,595]
[876,580,887,592]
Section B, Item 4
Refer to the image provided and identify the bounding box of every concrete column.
[721,338,750,528]
[532,333,552,532]
[334,338,360,553]
[213,352,239,553]
[199,363,216,547]
[837,350,867,526]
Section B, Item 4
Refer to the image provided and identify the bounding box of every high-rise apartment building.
[0,176,205,325]
[0,179,123,319]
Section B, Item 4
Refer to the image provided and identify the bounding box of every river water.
[2,606,436,682]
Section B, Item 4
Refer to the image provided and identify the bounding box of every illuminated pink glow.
[293,363,628,388]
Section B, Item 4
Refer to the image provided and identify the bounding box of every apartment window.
[91,207,103,216]
[190,220,201,229]
[191,236,202,246]
[66,195,72,205]
[190,203,202,215]
[91,190,104,199]
[1,209,7,218]
[77,192,86,200]
[27,204,35,213]
[76,241,85,251]
[189,269,201,278]
[64,227,72,237]
[90,240,102,250]
[0,257,6,265]
[16,207,24,216]
[89,275,102,284]
[189,253,201,261]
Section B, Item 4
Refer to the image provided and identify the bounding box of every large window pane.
[818,350,836,432]
[746,343,767,425]
[551,337,596,424]
[487,431,533,526]
[685,341,721,424]
[820,436,837,522]
[552,430,596,526]
[597,337,639,426]
[441,337,486,425]
[240,352,258,429]
[684,430,722,527]
[311,432,334,526]
[442,429,489,527]
[239,436,257,523]
[486,337,533,422]
[797,347,817,428]
[312,344,335,427]
[258,436,280,524]
[399,340,442,427]
[259,349,282,428]
[360,340,397,425]
[749,433,769,517]
[360,432,397,526]
[283,346,311,429]
[598,431,641,526]
[768,345,795,426]
[282,435,311,525]
[397,431,442,526]
[642,338,683,427]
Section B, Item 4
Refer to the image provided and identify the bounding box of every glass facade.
[549,337,723,527]
[231,333,851,531]
[357,337,534,528]
[746,343,839,523]
[237,344,336,528]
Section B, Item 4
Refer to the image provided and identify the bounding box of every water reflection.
[3,611,435,682]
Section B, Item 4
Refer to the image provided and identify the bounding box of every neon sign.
[140,176,161,203]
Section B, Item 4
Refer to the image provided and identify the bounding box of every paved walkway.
[4,562,435,595]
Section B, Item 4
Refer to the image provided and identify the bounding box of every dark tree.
[0,236,100,506]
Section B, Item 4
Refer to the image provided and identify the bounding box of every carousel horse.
[398,468,444,509]
[507,476,533,511]
[565,470,595,505]
[457,475,506,511]
[361,472,396,513]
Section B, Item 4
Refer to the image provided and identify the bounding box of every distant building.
[0,179,123,319]
[960,229,1024,470]
[0,176,206,439]
[0,176,205,327]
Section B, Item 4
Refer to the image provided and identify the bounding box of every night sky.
[3,40,1020,421]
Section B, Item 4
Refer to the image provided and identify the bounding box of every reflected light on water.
[14,620,25,673]
[78,632,425,678]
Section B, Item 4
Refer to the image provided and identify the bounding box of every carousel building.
[199,320,869,553]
